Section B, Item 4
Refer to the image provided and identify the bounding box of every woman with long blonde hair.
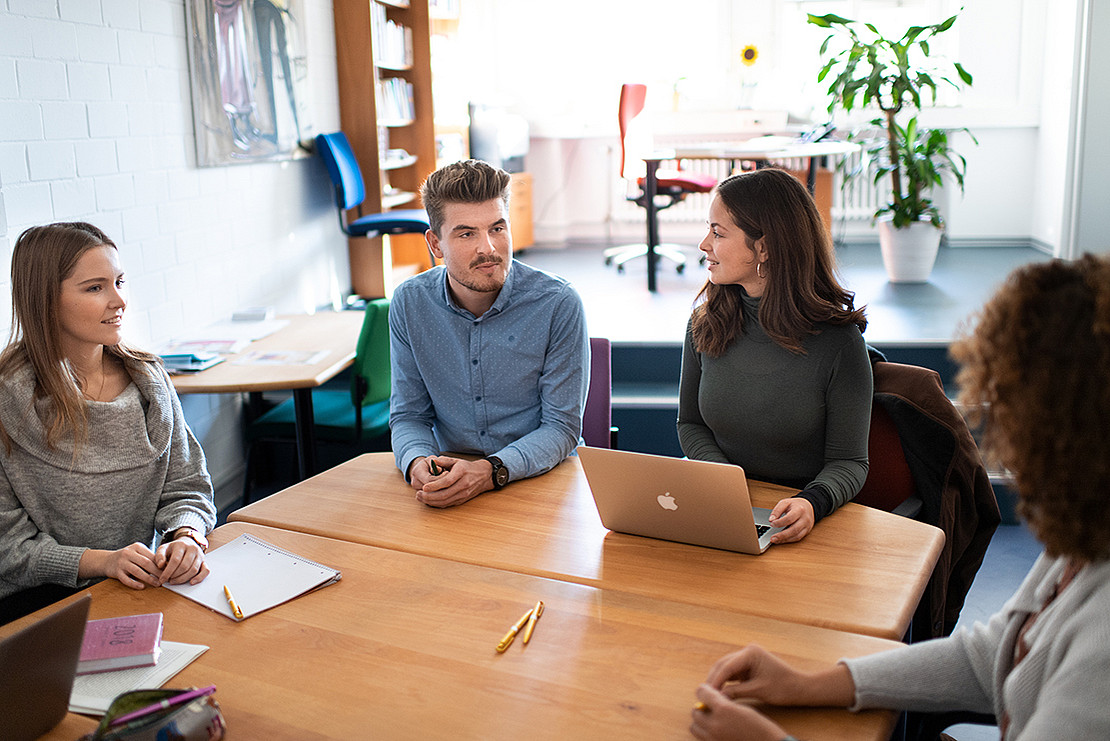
[0,222,216,624]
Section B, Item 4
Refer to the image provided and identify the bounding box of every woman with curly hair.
[678,168,871,543]
[0,223,216,624]
[688,254,1110,741]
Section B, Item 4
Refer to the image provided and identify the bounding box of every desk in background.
[26,522,899,740]
[172,312,365,479]
[640,140,859,291]
[230,453,944,641]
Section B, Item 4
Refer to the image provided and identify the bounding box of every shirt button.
[479,431,486,436]
[472,359,478,365]
[475,396,481,401]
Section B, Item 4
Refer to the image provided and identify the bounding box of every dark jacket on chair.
[871,359,1001,642]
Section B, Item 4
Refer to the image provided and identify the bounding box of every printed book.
[77,612,163,675]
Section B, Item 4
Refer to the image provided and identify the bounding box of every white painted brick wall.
[0,1,345,509]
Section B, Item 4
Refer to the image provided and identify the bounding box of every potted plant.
[808,12,975,282]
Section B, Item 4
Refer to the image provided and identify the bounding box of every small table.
[25,522,901,740]
[172,312,366,479]
[641,140,860,291]
[231,453,944,641]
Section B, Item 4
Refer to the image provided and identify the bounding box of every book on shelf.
[77,613,164,675]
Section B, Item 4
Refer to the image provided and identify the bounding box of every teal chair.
[242,299,392,504]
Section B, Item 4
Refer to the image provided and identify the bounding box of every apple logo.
[657,492,678,511]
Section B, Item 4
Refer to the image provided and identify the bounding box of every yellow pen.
[496,608,534,653]
[522,600,544,645]
[223,584,244,620]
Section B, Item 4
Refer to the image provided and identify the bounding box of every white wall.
[1071,0,1110,257]
[0,0,345,508]
[459,0,1075,252]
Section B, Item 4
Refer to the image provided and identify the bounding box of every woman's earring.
[757,261,766,279]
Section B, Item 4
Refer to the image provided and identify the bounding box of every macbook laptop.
[577,446,783,554]
[0,593,90,740]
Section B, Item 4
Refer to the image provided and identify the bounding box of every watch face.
[494,466,510,487]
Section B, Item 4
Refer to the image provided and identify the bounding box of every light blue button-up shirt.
[389,259,589,483]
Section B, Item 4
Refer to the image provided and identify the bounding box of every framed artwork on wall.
[184,0,313,166]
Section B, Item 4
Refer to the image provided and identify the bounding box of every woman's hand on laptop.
[767,498,814,543]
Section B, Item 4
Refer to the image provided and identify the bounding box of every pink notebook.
[77,612,163,675]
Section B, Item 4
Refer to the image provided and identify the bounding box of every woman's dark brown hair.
[950,253,1110,561]
[690,168,866,356]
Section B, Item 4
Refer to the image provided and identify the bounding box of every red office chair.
[603,83,717,274]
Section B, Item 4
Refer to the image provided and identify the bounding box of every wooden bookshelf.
[332,0,438,297]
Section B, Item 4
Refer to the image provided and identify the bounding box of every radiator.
[610,139,879,226]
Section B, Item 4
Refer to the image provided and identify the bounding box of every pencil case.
[80,687,226,741]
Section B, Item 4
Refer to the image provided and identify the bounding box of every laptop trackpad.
[753,507,784,546]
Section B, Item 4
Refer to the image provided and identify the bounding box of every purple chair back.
[583,337,613,448]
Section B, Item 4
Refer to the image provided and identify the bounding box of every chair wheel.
[676,264,685,274]
[616,264,625,273]
[604,257,613,266]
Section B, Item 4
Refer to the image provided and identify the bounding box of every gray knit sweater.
[678,290,871,518]
[844,554,1110,739]
[0,359,215,598]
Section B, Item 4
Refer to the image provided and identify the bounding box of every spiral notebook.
[165,533,341,621]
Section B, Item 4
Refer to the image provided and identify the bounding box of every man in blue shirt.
[389,159,590,507]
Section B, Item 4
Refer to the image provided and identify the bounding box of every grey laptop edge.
[0,593,90,741]
[577,446,783,554]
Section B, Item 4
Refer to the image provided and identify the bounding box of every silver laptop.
[577,446,783,554]
[0,593,90,740]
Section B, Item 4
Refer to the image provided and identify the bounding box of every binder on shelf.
[165,533,341,621]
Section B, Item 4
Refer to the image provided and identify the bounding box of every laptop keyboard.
[756,524,771,537]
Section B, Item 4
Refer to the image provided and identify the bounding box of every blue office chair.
[315,132,430,241]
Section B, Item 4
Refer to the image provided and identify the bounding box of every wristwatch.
[485,456,510,490]
[171,527,209,552]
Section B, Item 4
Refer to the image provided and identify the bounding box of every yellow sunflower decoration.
[741,45,759,66]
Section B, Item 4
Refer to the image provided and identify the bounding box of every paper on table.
[164,533,341,621]
[162,318,290,348]
[230,349,329,366]
[68,640,209,715]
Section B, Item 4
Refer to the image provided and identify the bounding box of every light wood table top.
[171,311,365,395]
[30,522,899,740]
[230,454,945,641]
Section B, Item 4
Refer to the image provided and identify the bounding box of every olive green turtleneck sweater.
[677,290,872,520]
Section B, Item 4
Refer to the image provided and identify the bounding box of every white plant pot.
[877,217,942,283]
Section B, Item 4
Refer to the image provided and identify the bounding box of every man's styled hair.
[420,159,511,236]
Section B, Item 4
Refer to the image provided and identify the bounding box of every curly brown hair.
[950,253,1110,561]
[690,168,866,357]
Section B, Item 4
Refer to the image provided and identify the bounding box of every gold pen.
[522,600,544,645]
[496,608,534,653]
[223,584,244,620]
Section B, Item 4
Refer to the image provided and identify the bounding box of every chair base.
[603,243,691,273]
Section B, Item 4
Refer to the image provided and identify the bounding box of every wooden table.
[640,140,859,291]
[27,522,899,740]
[231,454,944,641]
[172,312,365,478]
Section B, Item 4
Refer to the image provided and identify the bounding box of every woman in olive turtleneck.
[677,168,871,544]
